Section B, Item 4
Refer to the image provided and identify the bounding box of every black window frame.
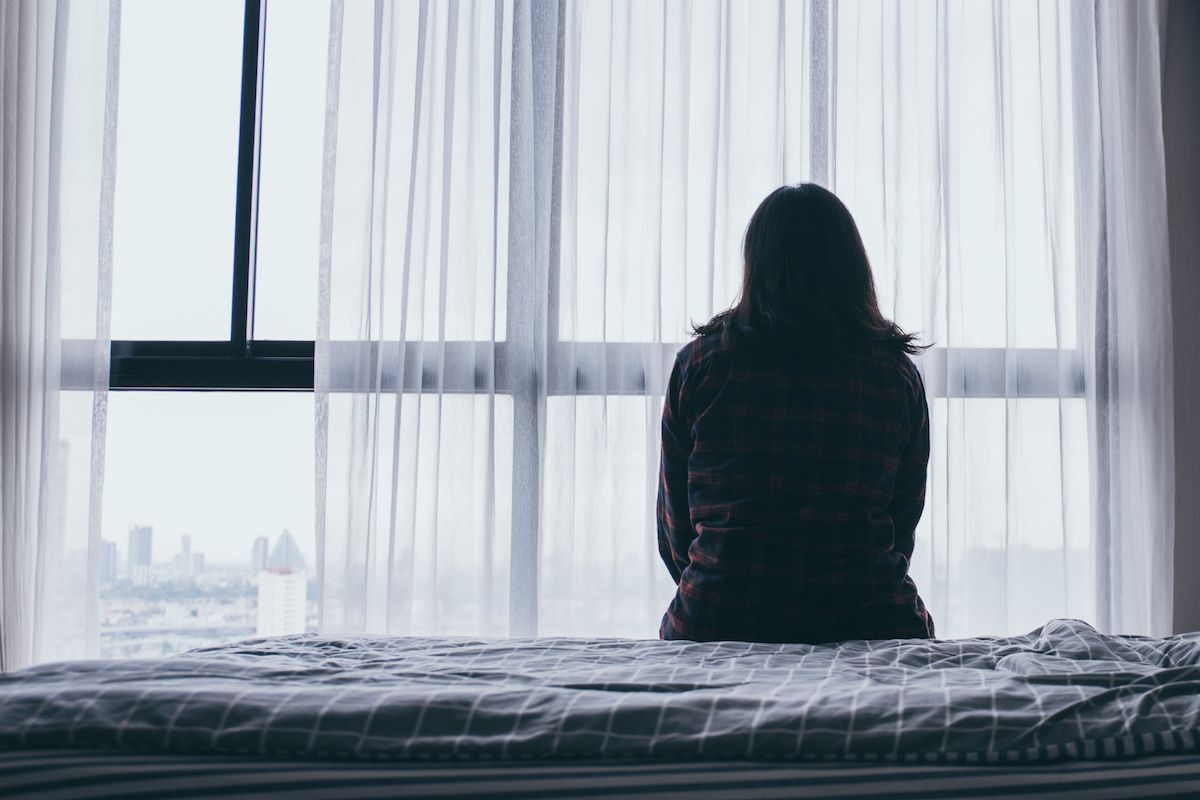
[108,0,314,392]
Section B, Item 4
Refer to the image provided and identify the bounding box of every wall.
[1164,0,1200,633]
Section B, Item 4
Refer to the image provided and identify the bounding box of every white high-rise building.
[256,569,306,636]
[255,530,308,636]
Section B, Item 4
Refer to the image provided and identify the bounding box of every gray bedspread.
[1,619,1198,763]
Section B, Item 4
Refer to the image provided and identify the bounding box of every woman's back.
[657,332,935,643]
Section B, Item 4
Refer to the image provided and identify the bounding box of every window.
[98,393,315,658]
[64,0,1089,650]
[63,0,321,656]
[110,0,245,341]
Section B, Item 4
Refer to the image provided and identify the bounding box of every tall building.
[250,536,269,574]
[256,569,307,636]
[267,530,305,572]
[175,535,194,580]
[127,525,152,586]
[255,530,308,636]
[99,539,118,584]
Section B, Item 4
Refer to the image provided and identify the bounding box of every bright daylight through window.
[61,0,329,657]
[59,0,1092,658]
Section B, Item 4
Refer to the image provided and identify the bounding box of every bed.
[2,618,1199,798]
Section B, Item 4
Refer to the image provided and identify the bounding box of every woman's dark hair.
[694,183,926,355]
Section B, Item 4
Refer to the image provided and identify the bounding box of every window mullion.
[230,0,266,353]
[503,0,565,637]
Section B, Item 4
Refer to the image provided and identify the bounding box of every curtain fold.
[1085,0,1174,635]
[1,0,118,671]
[314,0,1173,639]
[316,0,522,634]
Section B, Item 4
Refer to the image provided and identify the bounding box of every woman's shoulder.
[869,344,922,380]
[857,344,927,404]
[813,340,925,401]
[675,330,734,370]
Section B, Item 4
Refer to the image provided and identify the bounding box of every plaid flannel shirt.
[657,333,935,643]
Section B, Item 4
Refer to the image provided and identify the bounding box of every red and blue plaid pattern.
[657,333,935,643]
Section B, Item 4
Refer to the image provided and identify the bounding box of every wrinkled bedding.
[1,619,1198,763]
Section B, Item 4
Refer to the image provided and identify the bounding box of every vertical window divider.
[231,0,266,357]
[505,0,566,637]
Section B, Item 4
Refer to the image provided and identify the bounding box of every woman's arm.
[890,369,931,561]
[657,356,693,583]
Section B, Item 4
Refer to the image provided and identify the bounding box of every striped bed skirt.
[3,749,1200,799]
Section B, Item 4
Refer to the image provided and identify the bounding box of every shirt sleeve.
[657,353,693,584]
[890,367,930,562]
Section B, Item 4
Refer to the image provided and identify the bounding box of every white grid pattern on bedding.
[1,619,1199,763]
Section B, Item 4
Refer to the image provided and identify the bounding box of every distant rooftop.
[265,530,306,572]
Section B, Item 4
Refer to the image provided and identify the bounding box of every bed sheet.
[2,619,1198,763]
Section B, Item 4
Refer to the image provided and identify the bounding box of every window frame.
[62,0,1088,635]
[63,0,1086,397]
[95,0,315,392]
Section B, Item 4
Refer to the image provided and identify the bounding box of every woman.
[657,183,935,644]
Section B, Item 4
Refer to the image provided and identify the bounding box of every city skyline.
[100,524,316,569]
[98,527,316,659]
[68,393,318,568]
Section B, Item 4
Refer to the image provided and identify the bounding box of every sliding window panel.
[252,0,331,340]
[110,0,246,340]
[100,393,316,659]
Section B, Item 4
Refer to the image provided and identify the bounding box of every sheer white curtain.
[830,0,1171,638]
[1083,0,1174,635]
[0,0,118,670]
[315,0,1173,639]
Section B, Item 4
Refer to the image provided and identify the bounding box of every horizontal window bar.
[918,347,1086,399]
[109,357,313,390]
[64,340,314,391]
[545,344,1085,398]
[106,340,315,358]
[61,340,1086,398]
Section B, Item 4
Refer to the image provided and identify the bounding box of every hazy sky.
[102,393,317,566]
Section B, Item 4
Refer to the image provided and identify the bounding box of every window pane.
[39,391,102,662]
[541,395,675,636]
[321,392,514,634]
[100,393,315,658]
[910,397,1093,639]
[257,0,508,342]
[558,2,804,343]
[832,0,1078,349]
[253,0,330,340]
[111,0,245,340]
